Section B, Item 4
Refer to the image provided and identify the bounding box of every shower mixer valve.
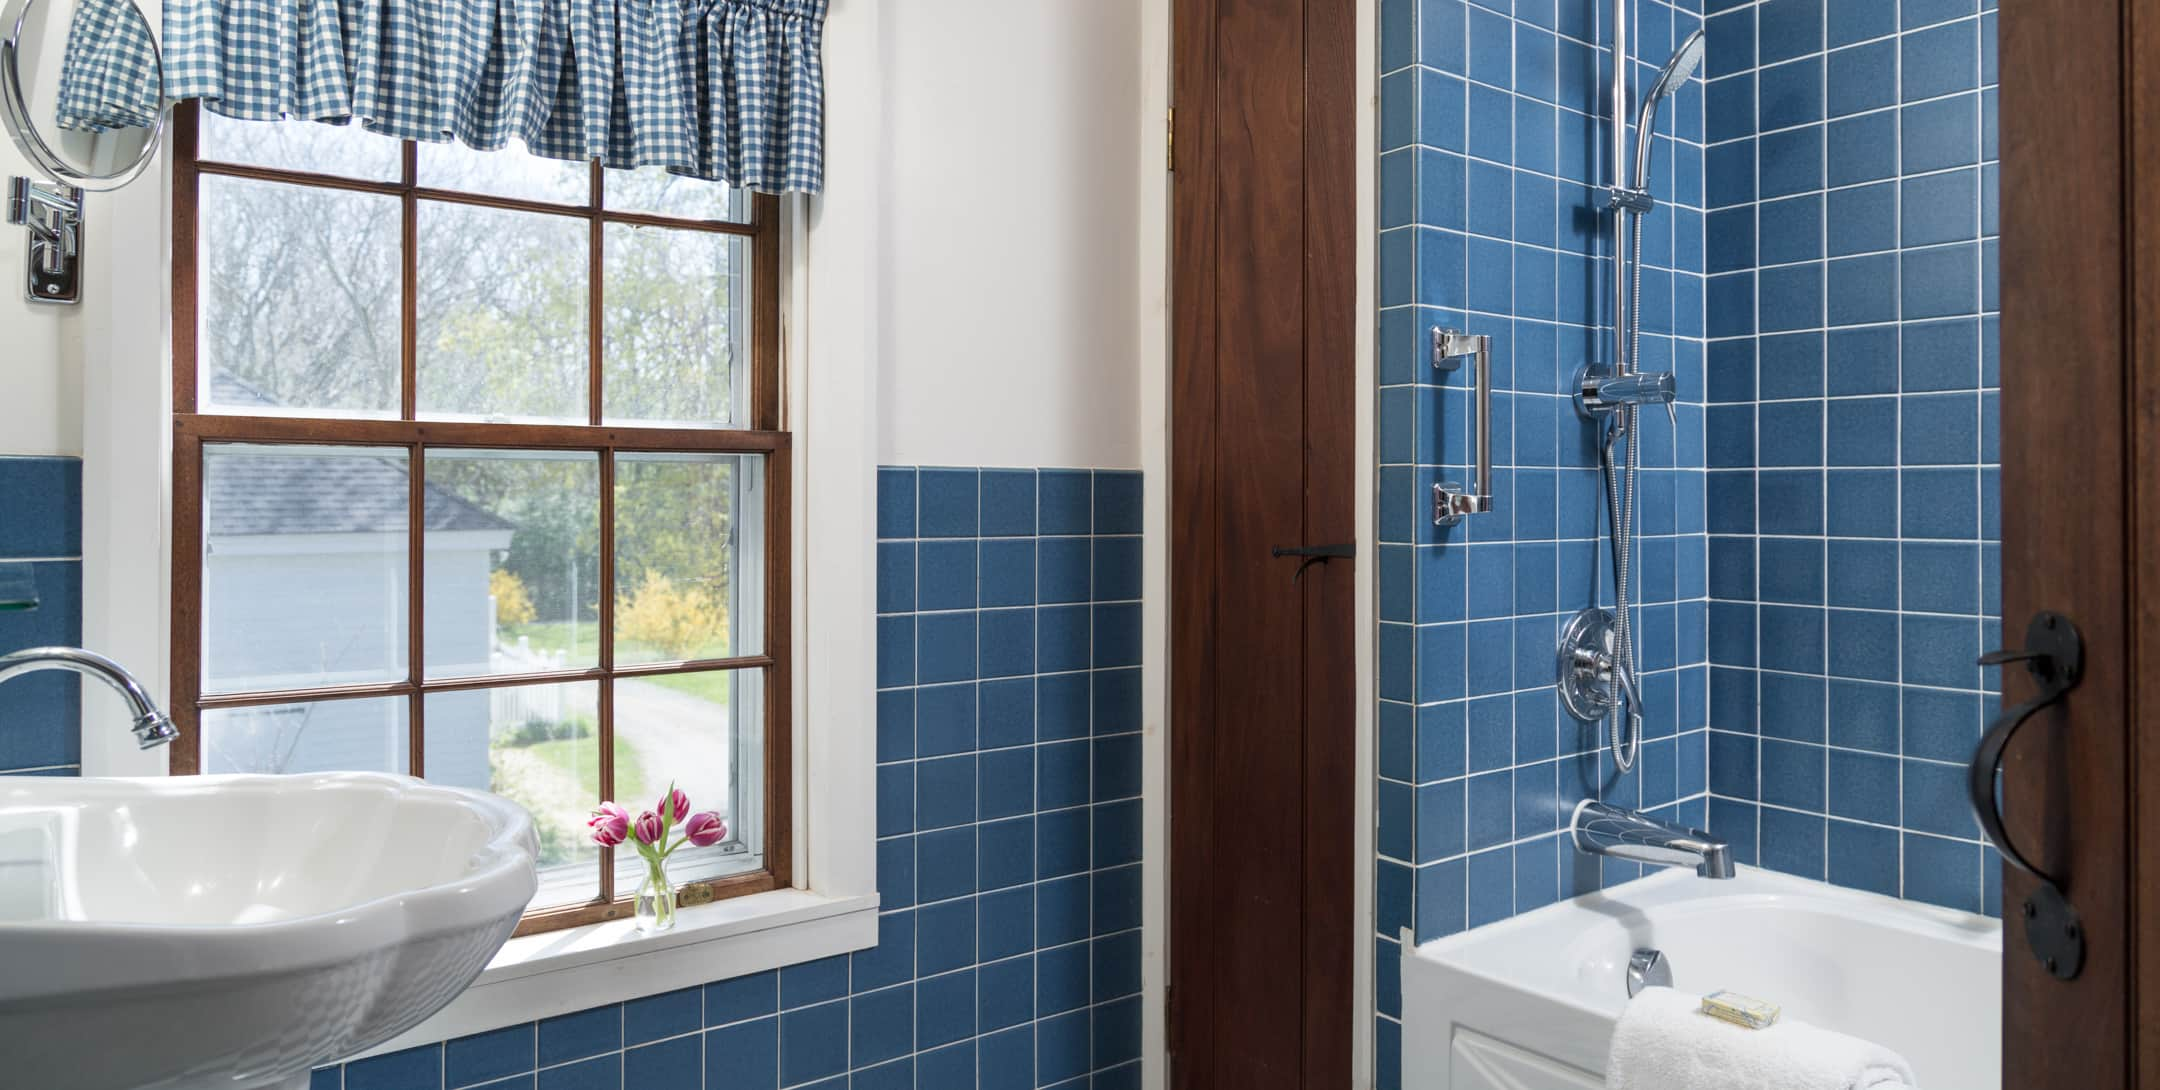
[1575,366,1677,419]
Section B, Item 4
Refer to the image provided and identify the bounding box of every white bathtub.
[1401,867,2002,1089]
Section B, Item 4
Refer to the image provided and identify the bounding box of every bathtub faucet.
[1569,800,1735,879]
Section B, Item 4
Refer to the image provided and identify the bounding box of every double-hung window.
[167,103,791,935]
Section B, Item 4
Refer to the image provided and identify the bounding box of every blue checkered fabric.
[53,0,164,133]
[163,0,827,192]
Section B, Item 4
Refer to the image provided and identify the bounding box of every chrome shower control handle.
[1431,326,1494,527]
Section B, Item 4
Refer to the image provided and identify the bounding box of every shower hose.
[1604,205,1647,774]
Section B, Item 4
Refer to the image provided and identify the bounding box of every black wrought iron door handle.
[1969,611,2082,883]
[1271,543,1354,583]
[1970,610,2087,981]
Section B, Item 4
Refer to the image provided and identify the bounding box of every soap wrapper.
[1699,990,1781,1029]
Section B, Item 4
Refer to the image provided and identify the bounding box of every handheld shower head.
[1628,28,1707,192]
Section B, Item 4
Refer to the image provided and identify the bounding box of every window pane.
[202,444,408,694]
[602,225,747,426]
[604,166,744,221]
[613,453,764,665]
[613,668,763,890]
[200,697,408,775]
[197,175,401,417]
[416,202,590,422]
[424,450,602,679]
[426,684,600,910]
[197,111,402,181]
[418,139,589,205]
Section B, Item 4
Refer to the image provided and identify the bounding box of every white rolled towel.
[1607,987,1918,1090]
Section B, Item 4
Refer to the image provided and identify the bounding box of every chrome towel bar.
[1432,326,1495,526]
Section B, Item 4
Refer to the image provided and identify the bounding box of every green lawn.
[522,735,651,806]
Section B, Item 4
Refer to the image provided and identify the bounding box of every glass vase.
[635,856,677,933]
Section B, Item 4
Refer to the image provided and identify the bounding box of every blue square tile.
[917,539,977,611]
[1467,83,1511,161]
[1037,808,1089,880]
[979,539,1035,608]
[1038,470,1092,535]
[1826,820,1899,897]
[848,986,914,1069]
[1759,57,1824,131]
[537,1055,617,1090]
[980,678,1033,748]
[1759,125,1823,199]
[705,1017,777,1090]
[1903,319,1981,392]
[1903,169,1980,247]
[348,1047,443,1090]
[781,997,846,1083]
[1038,873,1090,947]
[1758,195,1823,266]
[917,896,977,975]
[1902,19,1979,102]
[447,1025,533,1088]
[705,971,778,1026]
[1826,397,1897,467]
[980,609,1036,680]
[919,469,979,538]
[853,911,916,993]
[918,825,979,902]
[1414,858,1467,941]
[980,470,1038,537]
[1416,778,1466,863]
[876,467,916,539]
[538,1007,620,1066]
[1827,112,1898,186]
[1757,0,1823,65]
[1826,182,1896,257]
[916,612,977,684]
[979,887,1033,960]
[1826,41,1895,118]
[1902,95,1980,173]
[1466,5,1511,86]
[917,755,978,830]
[1902,243,1980,319]
[1038,537,1091,604]
[1758,806,1826,880]
[1094,472,1143,534]
[1827,253,1898,327]
[1037,605,1090,673]
[1903,833,1981,912]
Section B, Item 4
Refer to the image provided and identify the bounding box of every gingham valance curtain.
[160,0,827,192]
[55,0,164,133]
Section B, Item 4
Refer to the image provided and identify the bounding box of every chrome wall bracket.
[1431,326,1494,526]
[6,177,83,304]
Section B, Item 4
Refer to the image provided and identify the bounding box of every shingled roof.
[205,372,514,537]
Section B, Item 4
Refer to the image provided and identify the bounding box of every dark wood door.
[1168,0,1355,1086]
[2000,0,2160,1083]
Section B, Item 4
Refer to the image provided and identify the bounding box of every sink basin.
[0,772,538,1090]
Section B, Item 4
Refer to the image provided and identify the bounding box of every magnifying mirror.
[1,0,164,302]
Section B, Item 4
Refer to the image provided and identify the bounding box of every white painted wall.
[873,0,1144,471]
[0,14,84,458]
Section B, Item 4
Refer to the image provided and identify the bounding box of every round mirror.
[0,0,163,190]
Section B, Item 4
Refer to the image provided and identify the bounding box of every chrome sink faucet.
[1570,800,1735,879]
[0,647,178,750]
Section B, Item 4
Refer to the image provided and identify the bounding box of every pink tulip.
[633,810,665,846]
[587,802,630,847]
[658,786,691,823]
[682,811,727,848]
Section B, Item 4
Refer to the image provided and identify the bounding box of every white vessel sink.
[0,772,538,1090]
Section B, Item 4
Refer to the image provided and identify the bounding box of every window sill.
[354,887,881,1058]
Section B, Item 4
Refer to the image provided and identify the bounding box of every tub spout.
[1570,800,1735,879]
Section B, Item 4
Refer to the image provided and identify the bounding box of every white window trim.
[75,0,887,1047]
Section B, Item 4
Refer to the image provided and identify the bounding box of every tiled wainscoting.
[0,455,83,775]
[309,466,1146,1090]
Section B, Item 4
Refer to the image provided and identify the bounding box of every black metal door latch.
[1271,543,1354,583]
[1970,610,2085,980]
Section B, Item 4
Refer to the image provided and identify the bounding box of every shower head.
[1646,29,1707,109]
[1627,28,1707,194]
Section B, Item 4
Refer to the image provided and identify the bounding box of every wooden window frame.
[165,102,793,936]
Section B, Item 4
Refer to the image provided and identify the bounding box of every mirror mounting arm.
[5,177,82,303]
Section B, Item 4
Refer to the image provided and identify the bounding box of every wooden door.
[1167,0,1356,1087]
[2000,0,2160,1083]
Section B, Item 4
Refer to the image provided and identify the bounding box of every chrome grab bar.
[1432,326,1494,526]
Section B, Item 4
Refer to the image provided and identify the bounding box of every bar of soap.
[1700,990,1781,1029]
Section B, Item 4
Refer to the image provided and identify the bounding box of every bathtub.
[1400,867,2002,1089]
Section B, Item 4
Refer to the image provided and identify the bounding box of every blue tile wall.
[1701,0,2002,918]
[313,466,1146,1090]
[1377,1,1710,1085]
[0,456,83,775]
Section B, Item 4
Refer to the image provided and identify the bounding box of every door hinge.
[1166,108,1176,172]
